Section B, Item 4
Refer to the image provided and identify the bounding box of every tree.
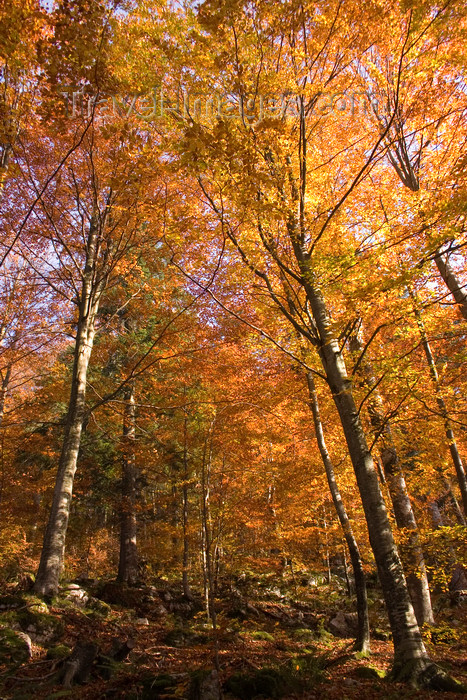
[24,112,167,594]
[175,0,456,683]
[348,324,434,626]
[306,371,370,652]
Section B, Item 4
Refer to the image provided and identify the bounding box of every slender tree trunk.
[182,413,192,599]
[434,249,467,322]
[343,545,352,597]
[201,432,214,621]
[34,218,105,596]
[431,482,466,526]
[307,371,370,651]
[0,364,12,430]
[200,426,221,684]
[412,301,467,516]
[117,380,138,585]
[349,332,434,626]
[303,280,432,679]
[446,484,466,526]
[322,505,332,585]
[286,111,425,669]
[0,143,12,198]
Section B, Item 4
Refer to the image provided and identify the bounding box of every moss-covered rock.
[86,596,111,616]
[16,609,64,646]
[373,627,391,641]
[0,594,26,611]
[46,643,72,660]
[163,627,210,647]
[224,667,295,699]
[355,665,385,680]
[224,655,326,700]
[0,627,32,665]
[291,627,315,642]
[248,630,275,642]
[189,668,220,700]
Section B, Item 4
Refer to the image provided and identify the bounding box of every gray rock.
[343,677,360,687]
[153,603,168,616]
[269,587,283,598]
[86,596,111,615]
[64,588,89,607]
[329,611,358,637]
[198,669,220,700]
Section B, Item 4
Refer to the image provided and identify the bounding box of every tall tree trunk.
[0,364,11,431]
[434,248,467,322]
[412,300,467,516]
[34,218,104,597]
[303,280,431,680]
[216,96,449,686]
[0,143,12,199]
[200,424,221,682]
[117,380,138,585]
[307,371,370,652]
[182,412,192,599]
[349,331,434,626]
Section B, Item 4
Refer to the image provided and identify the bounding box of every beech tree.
[14,115,167,595]
[1,0,467,693]
[171,0,463,684]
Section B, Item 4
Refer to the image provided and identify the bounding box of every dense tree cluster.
[1,0,467,689]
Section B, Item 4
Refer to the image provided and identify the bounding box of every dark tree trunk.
[182,413,192,599]
[434,249,467,322]
[61,642,99,688]
[117,380,138,585]
[0,364,11,431]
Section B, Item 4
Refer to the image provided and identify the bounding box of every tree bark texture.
[306,371,370,652]
[349,331,434,626]
[35,217,106,596]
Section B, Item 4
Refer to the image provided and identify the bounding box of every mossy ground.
[0,571,465,699]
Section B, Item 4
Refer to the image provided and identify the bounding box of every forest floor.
[0,570,466,699]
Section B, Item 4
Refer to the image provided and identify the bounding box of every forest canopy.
[0,0,467,696]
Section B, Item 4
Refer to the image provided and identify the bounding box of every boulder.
[329,611,358,638]
[86,596,111,616]
[64,588,90,607]
[17,609,64,645]
[0,627,32,665]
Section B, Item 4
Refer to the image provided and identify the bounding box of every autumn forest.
[0,0,467,697]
